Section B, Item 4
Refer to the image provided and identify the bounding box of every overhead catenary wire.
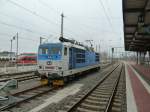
[0,32,39,42]
[7,0,61,40]
[4,1,121,42]
[0,19,75,43]
[0,20,53,37]
[0,11,62,43]
[66,17,116,37]
[38,0,93,36]
[0,12,61,35]
[7,0,58,26]
[0,12,59,35]
[38,0,60,15]
[36,0,84,38]
[7,0,81,39]
[0,31,63,45]
[98,0,117,36]
[38,0,119,41]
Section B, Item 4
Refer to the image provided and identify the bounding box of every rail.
[64,63,124,112]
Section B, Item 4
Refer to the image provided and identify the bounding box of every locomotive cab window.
[39,48,48,54]
[64,47,67,55]
[50,47,61,54]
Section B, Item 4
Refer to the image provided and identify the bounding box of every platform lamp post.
[111,47,114,63]
[12,33,18,71]
[10,34,17,65]
[98,40,103,62]
[99,40,103,53]
[108,40,112,63]
[99,39,104,54]
[10,39,13,65]
[16,33,18,71]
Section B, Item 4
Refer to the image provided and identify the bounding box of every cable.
[8,0,81,40]
[0,20,53,37]
[38,0,60,15]
[5,0,105,43]
[0,18,76,43]
[0,32,39,42]
[7,0,59,26]
[98,0,116,35]
[0,11,61,38]
[66,17,113,36]
[35,0,83,38]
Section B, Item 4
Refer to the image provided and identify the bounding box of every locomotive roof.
[39,42,95,52]
[39,42,84,49]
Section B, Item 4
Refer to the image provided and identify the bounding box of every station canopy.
[123,0,150,51]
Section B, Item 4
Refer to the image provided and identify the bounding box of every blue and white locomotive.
[37,37,100,86]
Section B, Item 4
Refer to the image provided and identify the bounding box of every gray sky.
[0,0,124,53]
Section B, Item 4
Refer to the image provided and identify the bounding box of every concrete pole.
[10,39,12,65]
[16,33,18,71]
[99,44,100,53]
[61,13,64,38]
[149,51,150,66]
[96,45,97,52]
[139,52,141,64]
[40,37,42,45]
[137,51,138,64]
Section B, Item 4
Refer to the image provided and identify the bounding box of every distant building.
[0,51,16,61]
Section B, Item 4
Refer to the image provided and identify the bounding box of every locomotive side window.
[64,47,67,55]
[95,53,99,62]
[76,48,85,63]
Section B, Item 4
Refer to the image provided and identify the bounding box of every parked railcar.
[37,37,100,86]
[17,53,37,65]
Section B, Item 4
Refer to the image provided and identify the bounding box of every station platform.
[131,64,150,83]
[125,62,150,112]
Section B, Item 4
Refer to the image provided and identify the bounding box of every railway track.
[0,63,123,112]
[0,63,110,83]
[0,70,36,77]
[0,74,39,82]
[108,65,126,112]
[59,63,126,112]
[0,85,54,111]
[0,71,39,82]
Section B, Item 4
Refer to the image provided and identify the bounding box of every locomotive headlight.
[47,61,52,65]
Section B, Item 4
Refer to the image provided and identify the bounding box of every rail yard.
[0,0,150,112]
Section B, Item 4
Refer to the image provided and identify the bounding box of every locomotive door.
[69,48,75,69]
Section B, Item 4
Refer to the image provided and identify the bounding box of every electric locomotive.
[37,37,100,86]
